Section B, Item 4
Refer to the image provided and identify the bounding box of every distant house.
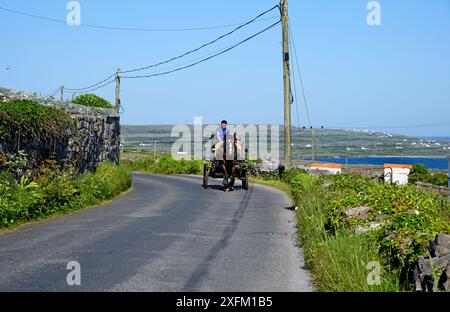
[383,164,412,185]
[308,163,343,175]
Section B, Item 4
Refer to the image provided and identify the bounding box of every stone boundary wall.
[0,87,120,172]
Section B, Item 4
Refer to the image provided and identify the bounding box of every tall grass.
[284,171,403,292]
[312,233,402,291]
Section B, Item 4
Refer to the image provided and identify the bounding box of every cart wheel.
[242,169,249,190]
[202,164,209,189]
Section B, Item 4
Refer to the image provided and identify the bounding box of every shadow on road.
[184,184,253,290]
[201,184,245,192]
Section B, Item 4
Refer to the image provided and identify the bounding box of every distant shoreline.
[313,155,448,159]
[296,155,448,170]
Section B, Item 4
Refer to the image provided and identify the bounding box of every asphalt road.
[0,173,313,291]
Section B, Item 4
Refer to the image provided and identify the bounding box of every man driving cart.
[203,120,248,192]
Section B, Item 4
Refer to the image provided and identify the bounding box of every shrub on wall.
[0,100,73,142]
[73,94,113,109]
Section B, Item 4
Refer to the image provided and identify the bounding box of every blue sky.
[0,0,449,136]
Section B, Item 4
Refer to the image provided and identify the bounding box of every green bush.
[411,163,428,175]
[0,151,28,180]
[0,162,131,228]
[90,162,132,199]
[0,100,73,141]
[425,173,448,186]
[73,94,113,109]
[409,163,448,187]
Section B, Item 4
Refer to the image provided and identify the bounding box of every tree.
[409,163,428,185]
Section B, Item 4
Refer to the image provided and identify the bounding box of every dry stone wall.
[0,87,120,172]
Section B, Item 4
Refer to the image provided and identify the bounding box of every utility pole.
[447,155,449,198]
[115,68,121,112]
[281,0,292,168]
[60,85,64,102]
[311,128,316,161]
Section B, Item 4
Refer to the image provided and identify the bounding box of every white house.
[384,164,413,185]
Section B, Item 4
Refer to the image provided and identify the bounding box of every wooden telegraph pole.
[281,0,292,168]
[115,68,121,112]
[60,85,64,102]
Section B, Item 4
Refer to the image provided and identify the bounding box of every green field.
[121,125,450,158]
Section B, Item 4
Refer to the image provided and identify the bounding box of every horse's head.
[215,134,243,161]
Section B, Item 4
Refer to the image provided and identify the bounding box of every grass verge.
[285,171,449,291]
[252,171,450,291]
[121,154,204,175]
[0,162,132,229]
[288,173,400,291]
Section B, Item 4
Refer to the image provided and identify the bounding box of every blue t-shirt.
[216,127,229,141]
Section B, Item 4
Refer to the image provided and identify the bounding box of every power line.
[290,49,303,160]
[121,5,280,74]
[288,23,312,128]
[290,51,302,130]
[64,73,117,91]
[44,88,60,99]
[51,5,280,92]
[121,21,281,79]
[122,20,282,78]
[83,15,280,32]
[122,40,250,77]
[64,77,116,95]
[0,5,279,32]
[63,20,278,104]
[288,20,318,161]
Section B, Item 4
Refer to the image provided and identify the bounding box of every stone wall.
[413,234,450,292]
[0,87,120,172]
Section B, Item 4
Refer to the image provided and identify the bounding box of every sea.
[302,156,448,170]
[422,136,450,141]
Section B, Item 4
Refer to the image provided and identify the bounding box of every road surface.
[0,174,313,291]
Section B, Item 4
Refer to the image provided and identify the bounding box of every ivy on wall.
[0,100,73,142]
